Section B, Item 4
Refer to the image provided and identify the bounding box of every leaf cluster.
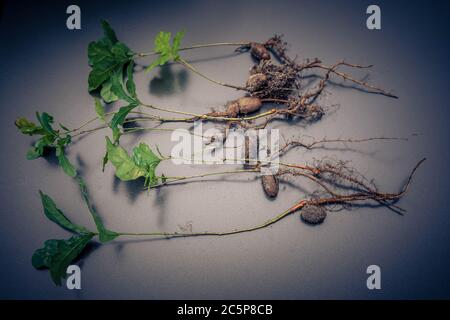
[145,31,185,72]
[88,20,134,103]
[105,137,162,187]
[20,22,185,286]
[33,179,119,285]
[15,113,76,177]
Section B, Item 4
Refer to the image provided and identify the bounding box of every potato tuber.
[300,205,327,224]
[237,97,262,114]
[261,174,279,198]
[224,97,262,117]
[246,73,268,92]
[250,42,270,60]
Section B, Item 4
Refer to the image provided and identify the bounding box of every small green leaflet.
[100,79,118,103]
[39,191,89,234]
[145,30,185,72]
[110,104,135,129]
[111,63,138,104]
[56,145,77,177]
[15,118,45,136]
[88,20,134,103]
[32,239,60,269]
[101,61,136,104]
[107,63,139,142]
[105,137,146,181]
[105,137,162,187]
[18,112,58,159]
[132,142,161,187]
[110,103,137,142]
[101,19,118,43]
[36,112,57,136]
[26,135,56,160]
[56,135,77,178]
[76,176,119,243]
[94,98,106,122]
[16,112,77,177]
[126,61,137,99]
[59,123,70,131]
[102,151,109,172]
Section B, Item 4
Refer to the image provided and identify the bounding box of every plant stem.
[70,113,160,138]
[136,41,250,57]
[68,100,281,138]
[71,125,107,138]
[110,158,426,239]
[115,202,297,238]
[141,102,201,117]
[150,168,259,188]
[66,112,113,133]
[177,57,245,90]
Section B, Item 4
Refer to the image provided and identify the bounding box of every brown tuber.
[237,96,262,114]
[261,174,279,198]
[225,101,240,117]
[246,73,268,92]
[250,42,270,61]
[300,205,327,225]
[225,97,262,116]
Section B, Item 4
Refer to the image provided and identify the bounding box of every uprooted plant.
[15,20,425,285]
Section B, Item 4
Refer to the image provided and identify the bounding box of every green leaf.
[39,191,89,234]
[59,123,70,131]
[26,147,42,160]
[87,22,134,95]
[104,137,162,187]
[88,47,131,92]
[112,127,121,143]
[87,38,114,67]
[110,104,136,130]
[26,135,56,160]
[110,67,137,104]
[100,79,119,103]
[49,233,94,285]
[55,145,77,177]
[111,42,132,59]
[101,20,118,43]
[132,143,161,187]
[57,135,72,147]
[102,151,109,172]
[103,62,139,142]
[154,31,172,53]
[17,112,63,160]
[32,239,60,269]
[132,143,160,168]
[146,54,171,72]
[172,30,185,59]
[145,30,185,72]
[36,112,57,136]
[32,233,94,285]
[76,176,119,243]
[15,118,45,135]
[94,98,106,121]
[126,61,137,98]
[110,103,137,142]
[105,136,146,181]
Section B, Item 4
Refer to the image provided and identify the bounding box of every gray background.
[0,0,449,299]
